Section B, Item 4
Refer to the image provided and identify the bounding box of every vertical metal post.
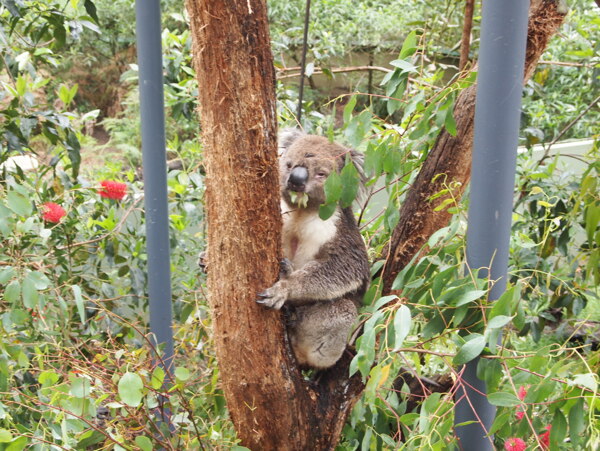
[135,0,174,375]
[455,1,529,450]
[297,0,312,123]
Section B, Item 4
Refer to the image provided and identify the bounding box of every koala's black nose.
[288,166,308,191]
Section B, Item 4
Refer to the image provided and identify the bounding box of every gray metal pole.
[455,1,529,450]
[135,0,174,372]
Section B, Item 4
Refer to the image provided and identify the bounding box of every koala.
[256,129,370,369]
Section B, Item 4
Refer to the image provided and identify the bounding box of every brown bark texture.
[187,1,362,449]
[459,0,476,71]
[381,0,567,293]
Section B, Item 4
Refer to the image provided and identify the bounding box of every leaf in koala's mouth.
[290,191,309,208]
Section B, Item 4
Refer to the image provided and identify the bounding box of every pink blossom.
[517,386,528,401]
[41,202,66,223]
[515,409,525,420]
[539,425,551,449]
[98,180,127,200]
[504,437,526,451]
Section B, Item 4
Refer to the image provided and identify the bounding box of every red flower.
[517,385,528,401]
[98,180,127,200]
[41,202,66,223]
[515,409,525,420]
[539,425,551,449]
[504,438,526,451]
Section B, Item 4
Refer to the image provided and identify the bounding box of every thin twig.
[57,195,144,250]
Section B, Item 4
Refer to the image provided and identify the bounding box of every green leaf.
[389,59,417,73]
[323,171,342,204]
[151,366,165,390]
[58,83,78,106]
[488,411,510,435]
[454,289,487,307]
[65,130,81,178]
[0,429,13,442]
[27,271,50,290]
[486,315,513,330]
[175,366,190,381]
[21,275,39,309]
[384,201,400,232]
[6,436,27,451]
[489,283,519,319]
[550,409,567,449]
[343,96,357,123]
[72,285,86,323]
[487,391,521,407]
[344,110,372,147]
[7,191,32,216]
[4,280,21,303]
[38,370,60,387]
[569,398,585,447]
[318,202,337,221]
[392,305,411,351]
[2,0,21,17]
[84,0,99,23]
[453,334,486,365]
[399,30,418,59]
[53,23,66,49]
[0,267,16,285]
[585,204,600,244]
[70,377,91,398]
[422,314,445,339]
[570,373,597,392]
[444,108,457,136]
[350,327,376,380]
[118,372,144,407]
[340,161,359,208]
[135,436,153,451]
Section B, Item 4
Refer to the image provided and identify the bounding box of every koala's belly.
[282,209,339,269]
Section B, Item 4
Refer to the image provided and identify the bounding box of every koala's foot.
[256,280,289,310]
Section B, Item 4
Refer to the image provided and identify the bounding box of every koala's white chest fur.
[281,203,339,269]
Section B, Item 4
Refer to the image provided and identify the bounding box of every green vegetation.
[0,0,598,449]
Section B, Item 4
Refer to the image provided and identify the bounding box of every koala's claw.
[256,283,288,310]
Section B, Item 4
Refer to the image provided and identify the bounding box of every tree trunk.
[187,1,362,449]
[381,0,567,293]
[459,0,476,71]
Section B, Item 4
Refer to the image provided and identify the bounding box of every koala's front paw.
[256,280,289,310]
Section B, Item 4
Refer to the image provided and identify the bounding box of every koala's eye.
[286,161,293,169]
[316,171,328,178]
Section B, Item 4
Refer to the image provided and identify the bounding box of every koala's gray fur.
[257,129,370,369]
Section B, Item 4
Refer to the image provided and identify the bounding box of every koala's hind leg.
[289,299,357,369]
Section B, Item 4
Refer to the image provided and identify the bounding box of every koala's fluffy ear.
[347,148,369,201]
[278,128,305,155]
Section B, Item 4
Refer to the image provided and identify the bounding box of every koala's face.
[279,134,346,209]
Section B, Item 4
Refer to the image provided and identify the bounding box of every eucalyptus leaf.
[487,391,521,407]
[453,334,486,365]
[392,305,411,351]
[118,372,144,407]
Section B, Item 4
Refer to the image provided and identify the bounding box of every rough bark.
[381,0,568,293]
[459,0,476,71]
[187,1,362,449]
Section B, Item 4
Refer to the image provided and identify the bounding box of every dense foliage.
[0,0,598,449]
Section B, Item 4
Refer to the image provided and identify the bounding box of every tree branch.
[381,0,569,292]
